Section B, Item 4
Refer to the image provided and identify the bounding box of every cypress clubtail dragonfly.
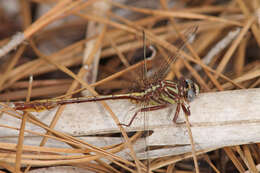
[13,26,199,127]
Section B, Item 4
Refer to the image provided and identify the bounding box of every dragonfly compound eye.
[187,89,195,101]
[185,79,200,102]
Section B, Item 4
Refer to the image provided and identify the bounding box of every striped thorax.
[132,79,199,106]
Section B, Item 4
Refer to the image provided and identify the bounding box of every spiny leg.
[172,103,181,123]
[181,102,191,116]
[173,102,191,123]
[119,104,169,127]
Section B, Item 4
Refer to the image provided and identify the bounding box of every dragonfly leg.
[173,102,191,123]
[119,104,168,127]
[181,102,191,116]
[173,103,181,123]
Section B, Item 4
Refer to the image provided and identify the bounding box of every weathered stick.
[1,88,260,159]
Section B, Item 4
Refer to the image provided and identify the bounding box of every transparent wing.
[109,26,197,93]
[126,44,157,92]
[147,26,198,84]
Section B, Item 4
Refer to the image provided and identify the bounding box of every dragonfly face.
[185,79,200,102]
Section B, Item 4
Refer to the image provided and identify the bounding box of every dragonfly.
[13,26,200,127]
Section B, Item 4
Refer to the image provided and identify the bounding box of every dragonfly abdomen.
[13,80,185,112]
[14,101,58,112]
[14,94,142,112]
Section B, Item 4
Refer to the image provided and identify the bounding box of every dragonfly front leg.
[181,102,191,116]
[173,101,191,123]
[172,103,181,123]
[119,104,169,127]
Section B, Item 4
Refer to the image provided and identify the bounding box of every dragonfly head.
[185,79,199,102]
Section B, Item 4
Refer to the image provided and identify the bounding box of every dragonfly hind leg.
[119,104,169,127]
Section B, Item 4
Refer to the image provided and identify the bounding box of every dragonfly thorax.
[133,79,199,106]
[134,80,178,106]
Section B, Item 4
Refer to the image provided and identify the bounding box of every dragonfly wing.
[127,45,157,92]
[147,26,198,84]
